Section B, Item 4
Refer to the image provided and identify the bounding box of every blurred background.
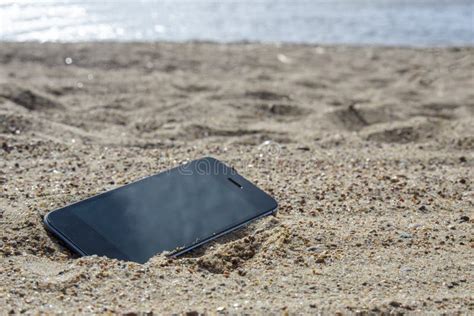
[1,0,473,45]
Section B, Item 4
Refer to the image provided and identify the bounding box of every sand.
[0,42,473,314]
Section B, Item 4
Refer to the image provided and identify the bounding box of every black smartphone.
[44,157,277,263]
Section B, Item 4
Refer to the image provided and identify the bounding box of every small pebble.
[399,232,412,239]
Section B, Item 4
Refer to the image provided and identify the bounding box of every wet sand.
[0,42,473,314]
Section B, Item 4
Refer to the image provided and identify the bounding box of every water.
[1,0,473,46]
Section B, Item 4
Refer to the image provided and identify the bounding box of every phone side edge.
[43,211,88,257]
[170,204,278,258]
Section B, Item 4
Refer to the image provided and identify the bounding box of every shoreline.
[2,39,474,48]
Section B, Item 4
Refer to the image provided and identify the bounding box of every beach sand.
[0,42,473,314]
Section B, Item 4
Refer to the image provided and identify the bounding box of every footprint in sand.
[360,117,440,144]
[0,83,64,111]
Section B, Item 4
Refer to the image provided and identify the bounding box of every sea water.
[0,0,473,45]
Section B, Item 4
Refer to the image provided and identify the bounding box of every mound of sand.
[0,43,472,314]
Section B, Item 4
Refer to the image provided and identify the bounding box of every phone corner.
[43,211,52,226]
[43,210,58,232]
[269,196,278,212]
[271,203,278,215]
[43,213,57,235]
[201,156,219,163]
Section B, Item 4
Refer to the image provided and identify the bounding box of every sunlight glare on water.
[0,0,473,45]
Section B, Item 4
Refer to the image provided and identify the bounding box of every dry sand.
[0,42,473,314]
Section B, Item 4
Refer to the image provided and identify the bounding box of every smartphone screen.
[45,157,277,263]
